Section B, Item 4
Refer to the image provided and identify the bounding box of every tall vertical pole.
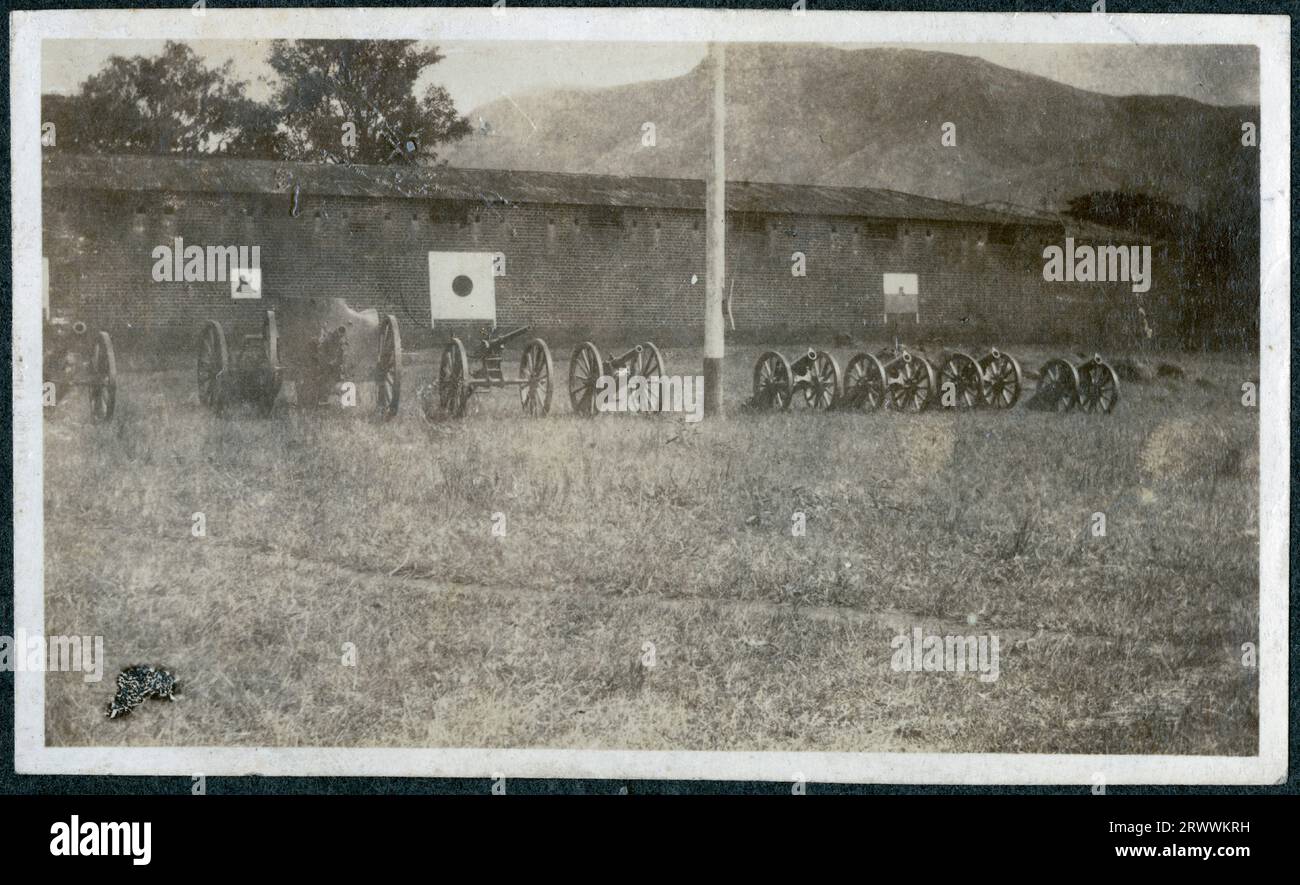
[703,41,726,417]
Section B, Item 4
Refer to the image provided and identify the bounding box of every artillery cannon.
[876,343,937,412]
[568,340,668,416]
[936,347,1023,410]
[431,324,553,419]
[43,316,117,423]
[196,298,402,418]
[751,349,841,411]
[1032,353,1120,414]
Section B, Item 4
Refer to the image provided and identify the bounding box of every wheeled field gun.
[43,315,117,423]
[197,299,401,418]
[1030,353,1120,414]
[568,339,668,415]
[751,348,840,411]
[878,342,937,412]
[433,323,554,419]
[935,347,1023,410]
[472,324,532,383]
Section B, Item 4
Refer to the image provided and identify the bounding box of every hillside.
[443,45,1257,216]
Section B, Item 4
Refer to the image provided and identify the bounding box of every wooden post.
[703,41,726,417]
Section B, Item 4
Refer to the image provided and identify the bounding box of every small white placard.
[231,267,262,300]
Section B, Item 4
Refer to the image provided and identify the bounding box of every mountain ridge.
[442,45,1257,217]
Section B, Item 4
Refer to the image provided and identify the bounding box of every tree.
[1065,190,1258,350]
[42,41,266,157]
[265,40,471,165]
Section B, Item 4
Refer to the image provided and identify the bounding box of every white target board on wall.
[429,252,496,321]
[882,273,919,316]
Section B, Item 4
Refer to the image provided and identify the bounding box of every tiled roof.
[43,153,1051,227]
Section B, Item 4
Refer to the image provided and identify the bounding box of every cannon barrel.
[608,344,644,368]
[790,348,819,371]
[482,324,531,349]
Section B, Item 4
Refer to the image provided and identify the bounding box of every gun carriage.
[935,347,1023,410]
[568,340,668,415]
[43,316,117,423]
[1033,353,1120,414]
[196,298,402,418]
[861,343,938,412]
[751,348,841,411]
[430,324,554,419]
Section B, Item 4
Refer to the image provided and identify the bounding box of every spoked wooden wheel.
[844,352,887,412]
[888,354,937,412]
[437,337,472,418]
[1037,359,1079,413]
[1077,359,1120,414]
[90,331,117,423]
[981,350,1022,409]
[519,338,553,417]
[752,351,793,411]
[197,320,228,413]
[569,341,604,416]
[637,342,667,414]
[376,314,401,419]
[800,352,840,411]
[256,310,283,417]
[938,352,982,410]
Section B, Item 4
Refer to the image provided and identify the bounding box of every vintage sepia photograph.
[9,7,1288,785]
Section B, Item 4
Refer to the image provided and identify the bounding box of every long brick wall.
[42,181,1178,353]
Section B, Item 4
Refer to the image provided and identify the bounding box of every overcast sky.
[42,40,1258,112]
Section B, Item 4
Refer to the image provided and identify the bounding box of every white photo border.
[11,6,1289,784]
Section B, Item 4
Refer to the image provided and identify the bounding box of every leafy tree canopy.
[43,39,470,165]
[43,41,262,156]
[265,39,471,165]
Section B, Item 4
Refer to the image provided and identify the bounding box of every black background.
[1,0,1295,864]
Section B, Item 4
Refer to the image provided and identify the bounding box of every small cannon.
[43,316,117,423]
[431,324,553,419]
[568,340,668,415]
[877,343,937,412]
[1032,353,1120,413]
[936,347,1023,409]
[751,349,841,411]
[197,300,402,419]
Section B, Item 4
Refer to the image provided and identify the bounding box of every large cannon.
[430,324,553,419]
[568,340,667,415]
[196,297,402,418]
[44,316,117,423]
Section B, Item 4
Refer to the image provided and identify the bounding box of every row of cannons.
[192,308,669,419]
[193,310,1117,419]
[44,306,1116,422]
[751,345,1120,413]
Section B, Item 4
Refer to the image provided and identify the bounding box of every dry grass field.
[42,343,1259,755]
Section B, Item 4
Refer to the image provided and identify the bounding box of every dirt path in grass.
[60,522,1160,656]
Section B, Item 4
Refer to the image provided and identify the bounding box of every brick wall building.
[41,154,1175,352]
